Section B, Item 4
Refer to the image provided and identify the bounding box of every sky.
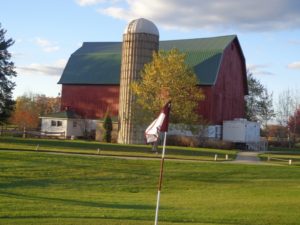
[1,0,300,103]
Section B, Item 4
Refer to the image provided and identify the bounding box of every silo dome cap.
[124,18,159,36]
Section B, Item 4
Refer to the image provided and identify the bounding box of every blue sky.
[1,0,300,103]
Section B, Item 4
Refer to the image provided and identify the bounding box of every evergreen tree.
[245,72,264,121]
[0,24,16,122]
[102,110,112,142]
[245,72,275,122]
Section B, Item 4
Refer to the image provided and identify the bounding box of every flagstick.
[154,131,167,225]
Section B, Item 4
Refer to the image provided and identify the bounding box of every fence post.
[97,148,100,155]
[36,144,39,151]
[214,154,218,161]
[225,154,228,160]
[289,159,292,165]
[23,126,26,138]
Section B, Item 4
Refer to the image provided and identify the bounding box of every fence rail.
[267,156,292,165]
[246,139,268,151]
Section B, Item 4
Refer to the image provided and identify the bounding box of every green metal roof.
[40,110,81,119]
[58,35,238,85]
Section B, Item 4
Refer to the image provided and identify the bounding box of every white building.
[40,110,97,138]
[222,118,260,143]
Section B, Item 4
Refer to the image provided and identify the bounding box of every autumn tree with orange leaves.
[10,93,60,129]
[289,108,300,136]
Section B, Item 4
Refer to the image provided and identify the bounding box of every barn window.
[57,121,62,126]
[51,120,56,126]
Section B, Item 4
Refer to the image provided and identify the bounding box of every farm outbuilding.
[58,35,247,126]
[40,109,93,138]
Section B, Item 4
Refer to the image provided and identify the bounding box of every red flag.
[145,101,171,143]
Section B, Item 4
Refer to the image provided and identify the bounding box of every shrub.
[167,135,233,149]
[203,139,234,150]
[268,140,295,148]
[167,135,199,147]
[102,113,112,143]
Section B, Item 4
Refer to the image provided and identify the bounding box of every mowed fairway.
[0,151,300,225]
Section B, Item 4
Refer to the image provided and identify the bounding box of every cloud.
[16,59,67,77]
[247,64,275,76]
[288,39,300,45]
[287,61,300,69]
[35,37,60,52]
[96,0,300,31]
[75,0,106,6]
[99,6,131,20]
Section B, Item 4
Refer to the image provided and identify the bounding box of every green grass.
[259,152,300,166]
[0,137,237,161]
[268,146,300,152]
[260,145,300,166]
[1,150,300,224]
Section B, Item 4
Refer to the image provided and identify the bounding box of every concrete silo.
[118,18,159,144]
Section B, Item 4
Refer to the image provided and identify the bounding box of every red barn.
[58,35,247,125]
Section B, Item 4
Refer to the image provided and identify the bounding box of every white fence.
[0,129,65,138]
[267,156,293,165]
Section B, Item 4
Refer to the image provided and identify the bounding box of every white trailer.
[222,118,260,143]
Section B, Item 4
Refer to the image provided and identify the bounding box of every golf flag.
[145,101,171,143]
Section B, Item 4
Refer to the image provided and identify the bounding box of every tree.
[268,124,287,142]
[288,108,300,136]
[256,89,275,138]
[102,110,112,142]
[245,72,265,121]
[35,94,61,116]
[276,89,300,147]
[245,72,275,139]
[132,48,205,127]
[10,94,39,130]
[10,92,61,130]
[0,24,16,122]
[277,89,293,126]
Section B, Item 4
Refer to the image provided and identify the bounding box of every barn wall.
[210,40,246,124]
[60,40,246,125]
[61,85,119,119]
[197,86,213,122]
